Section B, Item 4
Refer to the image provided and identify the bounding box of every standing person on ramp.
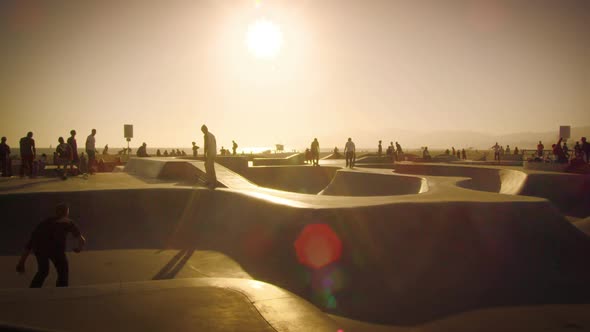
[344,137,356,168]
[201,125,217,188]
[85,129,97,175]
[311,138,320,166]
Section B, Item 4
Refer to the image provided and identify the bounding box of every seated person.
[136,143,149,157]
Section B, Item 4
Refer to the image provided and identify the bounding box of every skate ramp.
[319,169,427,196]
[244,166,338,194]
[1,188,589,325]
[395,163,524,193]
[395,162,590,216]
[125,157,259,190]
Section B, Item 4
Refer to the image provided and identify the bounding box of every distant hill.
[334,126,590,150]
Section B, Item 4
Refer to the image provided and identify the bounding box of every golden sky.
[1,0,589,149]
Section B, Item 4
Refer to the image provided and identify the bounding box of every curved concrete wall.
[1,188,589,325]
[243,166,338,194]
[319,170,427,196]
[395,163,590,217]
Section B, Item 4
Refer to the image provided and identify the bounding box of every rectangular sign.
[559,125,571,140]
[124,124,133,139]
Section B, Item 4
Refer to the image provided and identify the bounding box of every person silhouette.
[305,148,311,164]
[55,137,72,175]
[19,132,36,177]
[537,141,544,158]
[137,142,149,157]
[67,130,79,175]
[16,203,86,288]
[0,137,11,177]
[490,142,501,161]
[311,138,320,166]
[377,140,382,157]
[422,147,431,160]
[201,125,217,187]
[344,137,356,168]
[192,142,199,158]
[232,140,238,155]
[395,142,403,161]
[582,137,590,163]
[85,129,97,175]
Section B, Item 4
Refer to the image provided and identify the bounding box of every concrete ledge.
[253,153,305,166]
[524,161,569,172]
[320,169,427,196]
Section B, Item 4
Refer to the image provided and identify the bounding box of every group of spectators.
[489,143,520,161]
[531,137,590,165]
[0,129,99,178]
[445,147,470,160]
[383,141,404,161]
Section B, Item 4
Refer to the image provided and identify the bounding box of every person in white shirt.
[344,137,356,168]
[85,129,97,174]
[201,125,217,187]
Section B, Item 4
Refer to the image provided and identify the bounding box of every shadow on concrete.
[152,249,195,280]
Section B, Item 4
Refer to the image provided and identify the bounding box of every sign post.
[124,124,133,154]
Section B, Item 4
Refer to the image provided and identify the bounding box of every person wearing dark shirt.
[311,138,320,166]
[552,138,567,163]
[581,137,590,164]
[537,141,544,158]
[19,132,36,177]
[395,142,404,161]
[232,140,238,155]
[0,136,10,177]
[67,130,79,175]
[377,140,382,157]
[56,137,72,171]
[192,142,199,158]
[16,203,86,288]
[137,142,149,157]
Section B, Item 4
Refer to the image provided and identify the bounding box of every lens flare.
[294,224,343,269]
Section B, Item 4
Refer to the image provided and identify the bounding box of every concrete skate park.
[1,157,589,332]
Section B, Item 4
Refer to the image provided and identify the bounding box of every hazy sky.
[1,0,589,149]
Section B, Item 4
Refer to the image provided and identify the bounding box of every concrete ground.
[0,158,589,331]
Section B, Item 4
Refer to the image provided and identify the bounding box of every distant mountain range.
[332,126,590,150]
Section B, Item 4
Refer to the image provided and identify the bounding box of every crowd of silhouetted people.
[0,129,108,178]
[3,129,590,179]
[527,137,590,166]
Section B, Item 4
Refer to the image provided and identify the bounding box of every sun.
[246,19,283,59]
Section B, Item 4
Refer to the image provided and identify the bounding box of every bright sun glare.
[246,19,283,59]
